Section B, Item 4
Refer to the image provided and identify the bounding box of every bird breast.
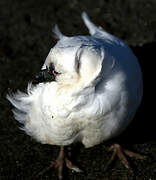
[23,71,130,148]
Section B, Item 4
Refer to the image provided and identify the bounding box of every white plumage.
[7,12,143,149]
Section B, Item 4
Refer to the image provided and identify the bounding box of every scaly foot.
[104,144,146,171]
[34,146,82,180]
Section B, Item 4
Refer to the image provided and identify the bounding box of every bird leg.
[34,146,82,180]
[104,144,146,171]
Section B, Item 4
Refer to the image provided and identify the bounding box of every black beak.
[32,67,55,84]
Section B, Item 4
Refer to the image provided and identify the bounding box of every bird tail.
[81,12,113,39]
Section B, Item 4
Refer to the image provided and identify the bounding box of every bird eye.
[52,70,61,76]
[48,63,61,76]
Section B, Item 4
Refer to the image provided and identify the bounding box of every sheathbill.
[7,12,145,179]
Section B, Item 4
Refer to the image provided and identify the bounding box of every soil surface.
[0,0,156,180]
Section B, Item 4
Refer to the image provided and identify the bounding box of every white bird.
[7,12,144,179]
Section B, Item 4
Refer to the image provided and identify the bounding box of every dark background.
[0,0,156,179]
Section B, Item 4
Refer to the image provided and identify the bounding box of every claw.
[34,146,82,179]
[105,144,146,171]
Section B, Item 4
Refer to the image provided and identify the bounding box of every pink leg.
[34,146,82,180]
[104,144,146,171]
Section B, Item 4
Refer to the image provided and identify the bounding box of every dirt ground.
[0,0,156,179]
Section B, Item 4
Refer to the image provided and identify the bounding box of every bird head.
[33,36,104,92]
[33,13,106,91]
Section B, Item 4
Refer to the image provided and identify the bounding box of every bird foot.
[34,146,82,180]
[104,144,146,171]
